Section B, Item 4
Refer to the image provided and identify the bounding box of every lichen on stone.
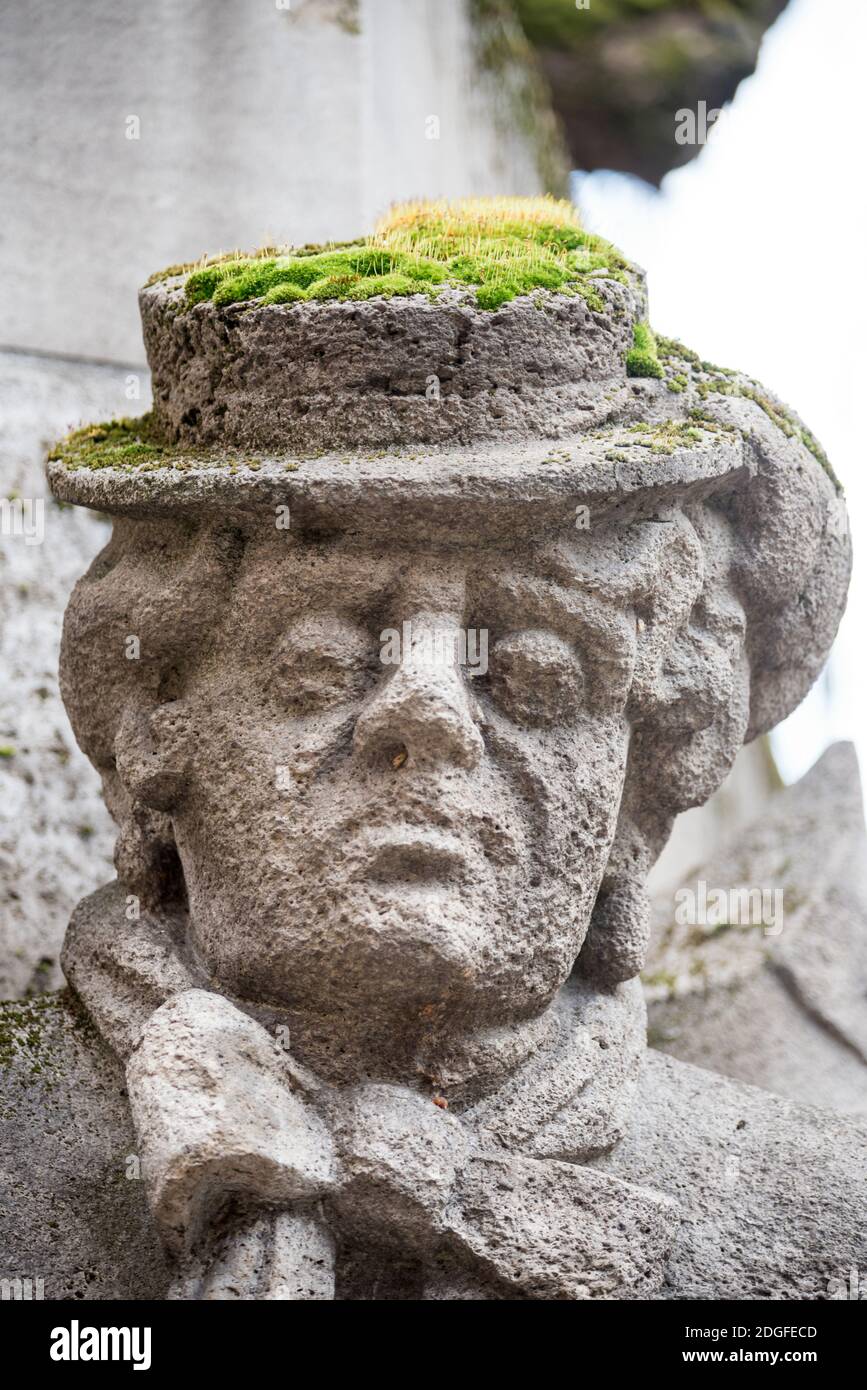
[656,334,842,492]
[596,410,735,463]
[0,991,66,1084]
[170,197,631,313]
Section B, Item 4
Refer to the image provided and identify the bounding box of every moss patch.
[169,197,631,313]
[48,416,168,470]
[626,320,664,378]
[624,419,705,455]
[47,416,277,475]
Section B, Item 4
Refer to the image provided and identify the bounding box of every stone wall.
[0,0,567,364]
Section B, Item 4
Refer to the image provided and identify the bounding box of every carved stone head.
[50,204,850,1098]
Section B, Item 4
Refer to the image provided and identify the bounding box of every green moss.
[626,320,664,378]
[0,745,15,758]
[168,197,631,314]
[601,414,721,461]
[47,416,169,470]
[734,386,837,484]
[47,415,270,475]
[343,271,435,302]
[656,334,702,370]
[261,281,307,306]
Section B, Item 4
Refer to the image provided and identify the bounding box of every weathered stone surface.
[127,991,336,1257]
[446,1149,676,1300]
[62,881,196,1062]
[646,741,867,1114]
[0,351,130,999]
[171,1210,336,1302]
[3,999,863,1301]
[598,1051,867,1300]
[140,273,645,452]
[0,990,169,1300]
[50,347,851,1085]
[466,977,647,1159]
[325,1071,679,1299]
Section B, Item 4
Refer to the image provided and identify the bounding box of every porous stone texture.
[127,991,337,1261]
[0,351,130,999]
[2,997,864,1301]
[56,927,676,1298]
[140,273,645,452]
[598,1052,867,1301]
[646,741,867,1114]
[0,990,169,1300]
[24,260,858,1298]
[64,884,647,1142]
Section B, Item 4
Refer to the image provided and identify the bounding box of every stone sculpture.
[647,740,867,1114]
[3,199,864,1301]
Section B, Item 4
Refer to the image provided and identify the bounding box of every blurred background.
[1,0,863,1001]
[573,0,867,791]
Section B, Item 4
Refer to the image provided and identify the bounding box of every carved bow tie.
[126,990,677,1300]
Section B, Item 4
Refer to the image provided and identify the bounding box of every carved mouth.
[361,828,471,885]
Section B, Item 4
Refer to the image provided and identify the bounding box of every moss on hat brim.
[655,336,841,492]
[626,321,664,379]
[47,405,726,477]
[46,416,278,474]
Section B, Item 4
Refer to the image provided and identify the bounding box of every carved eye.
[270,616,374,713]
[488,629,584,727]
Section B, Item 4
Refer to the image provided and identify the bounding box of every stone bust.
[22,199,861,1299]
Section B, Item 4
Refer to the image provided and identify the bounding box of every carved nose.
[353,620,483,770]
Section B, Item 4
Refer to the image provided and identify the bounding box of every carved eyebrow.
[478,569,631,650]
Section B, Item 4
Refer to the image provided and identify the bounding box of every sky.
[572,0,867,784]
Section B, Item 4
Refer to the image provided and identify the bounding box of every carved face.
[66,501,745,1075]
[163,532,640,1043]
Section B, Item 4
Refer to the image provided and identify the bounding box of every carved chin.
[191,878,569,1023]
[338,890,491,999]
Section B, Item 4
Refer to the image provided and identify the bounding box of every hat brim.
[47,428,747,546]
